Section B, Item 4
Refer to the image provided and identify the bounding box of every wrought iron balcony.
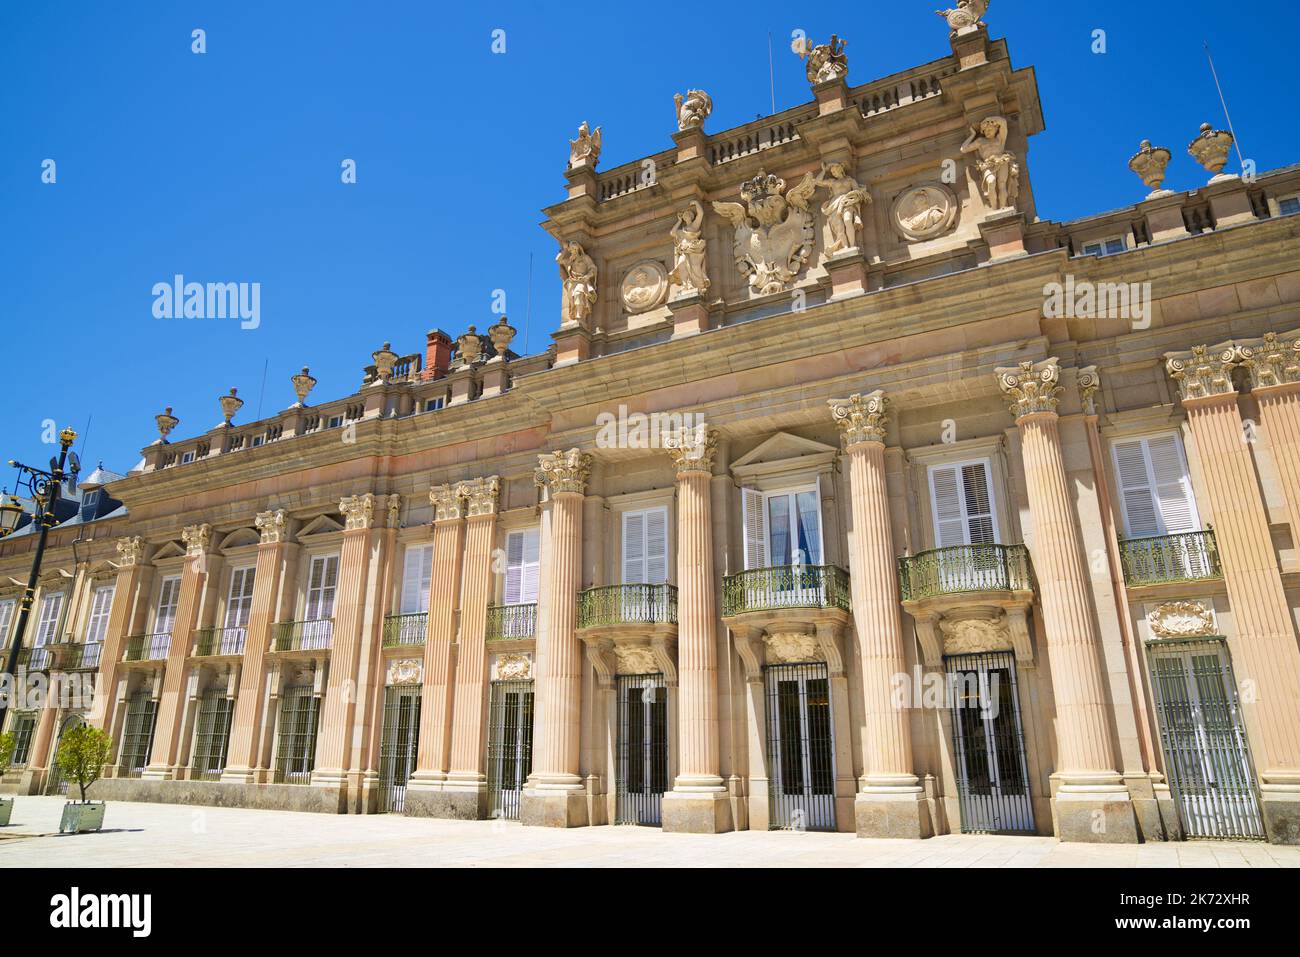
[15,646,52,671]
[193,626,248,657]
[61,642,103,671]
[722,565,851,617]
[383,612,428,647]
[898,544,1032,602]
[486,603,536,641]
[272,619,334,652]
[123,632,172,662]
[1118,529,1221,586]
[577,584,678,630]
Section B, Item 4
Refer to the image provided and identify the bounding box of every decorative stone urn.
[488,317,517,358]
[290,366,317,408]
[155,407,179,444]
[1188,122,1235,180]
[218,387,243,427]
[59,801,106,834]
[371,342,399,383]
[454,326,484,367]
[1128,140,1172,196]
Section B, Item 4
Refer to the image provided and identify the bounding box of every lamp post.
[0,428,77,733]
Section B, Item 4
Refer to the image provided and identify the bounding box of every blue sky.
[1,1,1293,483]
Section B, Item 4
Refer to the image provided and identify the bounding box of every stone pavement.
[0,796,1296,867]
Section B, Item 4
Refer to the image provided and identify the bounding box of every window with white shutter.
[84,585,115,644]
[622,508,669,585]
[741,488,769,570]
[742,486,823,568]
[928,460,999,547]
[34,593,64,646]
[1111,434,1200,537]
[0,599,15,648]
[154,577,181,635]
[503,528,540,604]
[305,555,339,620]
[399,544,433,614]
[224,567,256,629]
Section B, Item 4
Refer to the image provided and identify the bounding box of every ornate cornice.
[1165,343,1240,402]
[429,484,464,523]
[255,508,288,544]
[534,449,593,496]
[116,535,146,567]
[828,391,888,447]
[181,523,212,558]
[339,493,375,530]
[662,425,719,474]
[458,476,501,518]
[1077,366,1100,417]
[996,358,1062,419]
[1241,330,1300,391]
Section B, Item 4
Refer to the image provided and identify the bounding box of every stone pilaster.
[1166,343,1300,842]
[829,392,932,839]
[144,524,217,778]
[660,426,733,833]
[996,359,1137,842]
[1241,331,1300,546]
[90,537,151,731]
[521,449,592,827]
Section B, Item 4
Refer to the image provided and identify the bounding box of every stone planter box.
[0,797,12,827]
[59,801,105,833]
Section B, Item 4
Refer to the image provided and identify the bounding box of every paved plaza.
[0,797,1296,867]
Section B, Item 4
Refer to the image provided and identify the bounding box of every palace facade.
[4,16,1300,845]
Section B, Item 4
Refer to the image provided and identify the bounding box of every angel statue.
[799,35,849,86]
[556,241,598,326]
[669,200,710,295]
[712,170,818,295]
[813,162,871,254]
[960,115,1020,211]
[568,121,602,169]
[937,0,990,36]
[674,90,713,132]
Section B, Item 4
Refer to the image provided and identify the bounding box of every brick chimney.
[422,329,453,380]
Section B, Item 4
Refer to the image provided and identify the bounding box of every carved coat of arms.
[713,171,818,296]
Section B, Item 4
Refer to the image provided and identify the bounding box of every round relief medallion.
[620,260,669,313]
[891,183,958,241]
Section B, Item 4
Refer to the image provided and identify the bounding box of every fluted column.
[144,524,217,778]
[223,510,292,782]
[829,392,931,838]
[521,449,592,828]
[996,359,1136,842]
[445,476,501,816]
[1244,331,1300,544]
[407,484,466,800]
[312,494,376,803]
[661,426,733,833]
[90,537,152,732]
[1167,342,1300,842]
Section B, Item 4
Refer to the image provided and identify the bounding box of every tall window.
[305,555,339,620]
[400,544,434,614]
[0,599,17,649]
[34,592,64,646]
[118,692,158,776]
[622,508,668,585]
[84,585,115,645]
[742,486,823,570]
[503,528,541,605]
[191,688,235,781]
[928,460,999,547]
[1111,434,1199,538]
[10,713,36,766]
[154,576,181,634]
[225,567,256,629]
[275,685,321,784]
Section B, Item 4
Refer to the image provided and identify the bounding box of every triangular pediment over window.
[731,432,839,487]
[151,541,187,561]
[298,514,345,538]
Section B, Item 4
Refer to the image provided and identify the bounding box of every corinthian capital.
[828,391,888,447]
[663,425,718,474]
[429,484,464,523]
[1077,366,1101,416]
[1165,344,1239,402]
[339,493,375,530]
[534,449,593,496]
[458,476,501,518]
[256,508,288,544]
[1241,330,1300,390]
[181,523,212,558]
[996,358,1063,419]
[116,535,146,567]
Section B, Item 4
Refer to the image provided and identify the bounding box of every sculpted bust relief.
[891,183,959,241]
[621,261,669,313]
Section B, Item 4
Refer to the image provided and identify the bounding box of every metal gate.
[1147,639,1264,840]
[117,693,158,778]
[945,651,1035,834]
[377,684,421,813]
[616,673,668,825]
[273,685,320,784]
[764,662,836,831]
[486,679,533,821]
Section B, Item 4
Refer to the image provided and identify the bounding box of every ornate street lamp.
[0,428,78,731]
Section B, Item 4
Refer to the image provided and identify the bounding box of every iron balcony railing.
[62,642,103,671]
[123,632,172,662]
[272,619,334,652]
[193,626,248,657]
[486,603,536,641]
[898,543,1032,601]
[16,647,51,671]
[578,584,678,630]
[383,612,428,647]
[722,565,851,616]
[1119,529,1221,586]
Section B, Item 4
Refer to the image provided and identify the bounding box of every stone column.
[521,448,592,827]
[1166,343,1300,842]
[445,476,501,817]
[1244,330,1300,544]
[223,509,292,782]
[996,359,1136,842]
[144,523,217,778]
[406,484,466,806]
[829,392,932,838]
[90,537,152,731]
[660,426,733,833]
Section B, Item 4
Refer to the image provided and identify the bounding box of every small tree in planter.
[55,725,112,833]
[0,732,14,826]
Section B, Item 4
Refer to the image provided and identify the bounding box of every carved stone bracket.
[1078,366,1101,416]
[907,603,1033,668]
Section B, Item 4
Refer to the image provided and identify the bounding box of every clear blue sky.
[1,2,1292,482]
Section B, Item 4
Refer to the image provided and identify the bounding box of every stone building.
[3,16,1300,845]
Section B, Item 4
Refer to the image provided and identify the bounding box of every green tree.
[55,725,112,803]
[0,731,14,776]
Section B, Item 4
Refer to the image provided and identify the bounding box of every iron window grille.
[191,689,235,782]
[274,685,321,784]
[117,692,158,777]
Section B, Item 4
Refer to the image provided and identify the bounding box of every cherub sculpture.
[937,0,990,35]
[713,171,818,295]
[556,241,598,325]
[813,162,871,254]
[674,90,713,132]
[568,121,602,169]
[669,200,710,295]
[960,115,1020,211]
[799,35,849,86]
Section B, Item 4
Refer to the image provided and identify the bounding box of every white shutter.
[0,600,14,646]
[224,567,256,628]
[1147,434,1199,534]
[520,528,540,603]
[307,555,339,619]
[505,528,541,604]
[1113,439,1159,537]
[84,585,115,643]
[742,488,768,570]
[400,544,432,614]
[645,508,668,585]
[623,511,646,584]
[960,462,997,544]
[929,466,967,547]
[35,593,64,646]
[155,578,180,634]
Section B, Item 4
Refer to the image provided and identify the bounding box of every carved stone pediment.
[764,631,822,664]
[939,613,1013,655]
[1147,600,1216,639]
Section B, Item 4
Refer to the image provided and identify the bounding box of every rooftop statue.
[568,121,602,169]
[961,115,1020,211]
[669,200,710,296]
[937,0,990,36]
[713,171,817,296]
[1128,140,1173,196]
[799,34,849,86]
[674,89,713,132]
[557,241,598,326]
[814,162,871,255]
